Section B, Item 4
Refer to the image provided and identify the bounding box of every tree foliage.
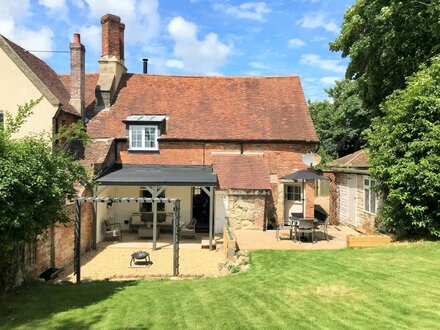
[330,0,440,112]
[367,57,440,238]
[309,79,371,163]
[0,99,90,256]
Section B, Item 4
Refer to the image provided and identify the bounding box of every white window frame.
[286,185,302,202]
[128,125,159,151]
[364,178,379,215]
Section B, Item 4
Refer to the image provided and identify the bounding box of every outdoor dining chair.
[315,214,329,241]
[294,218,316,244]
[180,218,197,239]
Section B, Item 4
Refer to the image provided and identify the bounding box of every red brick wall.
[117,140,317,226]
[24,192,94,278]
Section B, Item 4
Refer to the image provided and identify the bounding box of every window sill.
[128,148,160,154]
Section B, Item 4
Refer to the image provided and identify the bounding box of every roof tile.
[213,154,271,190]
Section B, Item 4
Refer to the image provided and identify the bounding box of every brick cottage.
[0,13,319,274]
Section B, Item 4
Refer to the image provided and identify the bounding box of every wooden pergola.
[74,197,181,284]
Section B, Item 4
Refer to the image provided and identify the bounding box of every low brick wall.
[24,200,94,279]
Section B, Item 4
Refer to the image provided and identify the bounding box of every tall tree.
[0,99,90,290]
[330,0,440,112]
[309,79,370,162]
[368,57,440,238]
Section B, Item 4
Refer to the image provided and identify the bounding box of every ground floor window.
[140,188,165,212]
[286,185,302,201]
[0,111,3,125]
[364,178,378,214]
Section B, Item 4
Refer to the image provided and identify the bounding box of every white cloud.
[77,24,101,53]
[38,0,68,18]
[300,54,346,74]
[244,70,262,76]
[168,16,232,74]
[0,0,55,59]
[287,38,306,48]
[166,59,184,69]
[297,13,339,33]
[214,2,270,22]
[249,61,268,69]
[320,76,341,86]
[84,0,161,45]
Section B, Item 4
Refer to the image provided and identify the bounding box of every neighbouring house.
[0,33,93,280]
[328,149,378,233]
[1,13,320,254]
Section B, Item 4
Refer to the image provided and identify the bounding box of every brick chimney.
[69,33,85,119]
[96,14,127,109]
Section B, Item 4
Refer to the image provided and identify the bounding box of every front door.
[284,184,303,224]
[192,187,210,233]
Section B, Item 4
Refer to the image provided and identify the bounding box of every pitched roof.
[86,74,319,142]
[58,73,99,113]
[0,35,79,116]
[213,154,271,190]
[329,149,369,168]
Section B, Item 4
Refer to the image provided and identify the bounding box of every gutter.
[328,167,369,175]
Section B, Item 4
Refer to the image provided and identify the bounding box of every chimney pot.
[73,33,80,44]
[143,58,148,74]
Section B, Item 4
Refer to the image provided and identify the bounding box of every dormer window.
[129,125,159,150]
[124,115,166,152]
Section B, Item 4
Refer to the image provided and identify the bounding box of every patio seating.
[314,205,329,241]
[180,218,197,239]
[294,218,316,244]
[315,214,329,241]
[276,218,295,241]
[129,213,144,232]
[104,220,122,241]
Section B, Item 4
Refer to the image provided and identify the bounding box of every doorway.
[192,187,210,232]
[284,183,303,224]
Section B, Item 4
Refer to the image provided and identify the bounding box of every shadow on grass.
[0,279,138,328]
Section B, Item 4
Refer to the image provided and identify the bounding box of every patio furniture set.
[276,212,329,243]
[104,214,197,241]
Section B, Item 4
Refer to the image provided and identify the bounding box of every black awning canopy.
[281,169,329,181]
[97,164,218,186]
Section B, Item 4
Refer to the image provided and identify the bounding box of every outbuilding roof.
[329,149,369,168]
[213,154,271,190]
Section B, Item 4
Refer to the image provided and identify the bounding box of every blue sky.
[0,0,354,100]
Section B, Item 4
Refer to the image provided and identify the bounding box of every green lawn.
[1,242,440,329]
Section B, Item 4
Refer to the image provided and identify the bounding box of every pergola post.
[145,186,164,251]
[74,199,81,284]
[201,186,215,251]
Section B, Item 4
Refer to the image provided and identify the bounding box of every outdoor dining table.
[290,218,319,243]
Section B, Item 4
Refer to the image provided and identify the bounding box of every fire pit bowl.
[130,251,150,266]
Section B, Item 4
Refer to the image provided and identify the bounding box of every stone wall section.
[227,190,267,230]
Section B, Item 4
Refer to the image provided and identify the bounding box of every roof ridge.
[123,73,301,79]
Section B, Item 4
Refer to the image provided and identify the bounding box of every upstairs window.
[364,178,379,214]
[129,125,159,151]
